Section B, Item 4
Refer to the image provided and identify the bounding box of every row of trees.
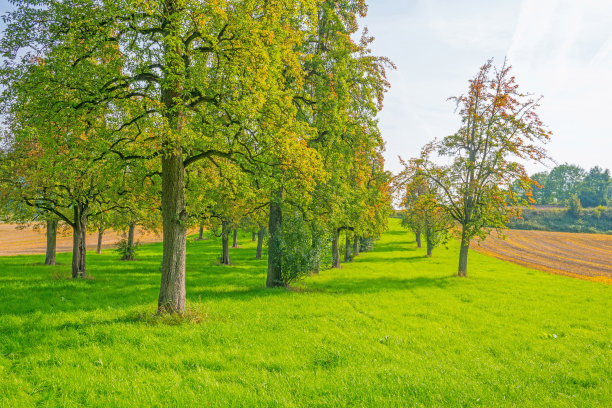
[528,164,610,208]
[0,0,392,314]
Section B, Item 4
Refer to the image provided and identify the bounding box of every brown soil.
[0,224,163,256]
[473,229,612,284]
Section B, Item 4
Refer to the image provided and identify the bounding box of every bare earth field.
[474,229,612,284]
[0,224,163,256]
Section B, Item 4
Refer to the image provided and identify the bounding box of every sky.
[362,0,612,174]
[0,0,610,175]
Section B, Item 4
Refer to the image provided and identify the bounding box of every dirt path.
[473,229,612,284]
[0,224,163,256]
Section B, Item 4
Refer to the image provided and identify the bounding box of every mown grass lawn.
[0,218,610,407]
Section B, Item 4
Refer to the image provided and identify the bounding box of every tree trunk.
[256,227,264,260]
[71,204,88,278]
[415,230,422,248]
[158,151,187,314]
[252,231,256,242]
[458,227,469,277]
[331,228,341,268]
[96,227,104,254]
[353,236,360,258]
[221,220,231,265]
[311,229,320,275]
[232,229,238,248]
[45,219,57,265]
[122,222,136,261]
[157,3,187,314]
[344,233,352,262]
[197,224,204,240]
[266,188,283,287]
[426,228,433,257]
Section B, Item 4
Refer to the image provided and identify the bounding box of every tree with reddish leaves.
[417,59,551,277]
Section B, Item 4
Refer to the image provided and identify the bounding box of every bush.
[359,237,375,252]
[115,239,139,261]
[273,211,329,285]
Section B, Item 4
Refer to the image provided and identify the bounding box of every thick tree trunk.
[353,236,360,258]
[96,227,104,254]
[331,228,341,268]
[158,151,187,314]
[221,220,231,265]
[197,224,204,240]
[344,234,352,262]
[122,222,136,261]
[256,227,264,260]
[71,204,88,278]
[458,227,469,277]
[252,231,256,241]
[232,229,238,248]
[266,188,283,287]
[45,219,57,265]
[415,230,422,248]
[426,228,433,257]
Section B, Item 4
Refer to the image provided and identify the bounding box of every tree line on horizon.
[526,164,611,209]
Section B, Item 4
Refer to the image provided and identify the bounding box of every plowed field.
[474,229,612,284]
[0,224,163,256]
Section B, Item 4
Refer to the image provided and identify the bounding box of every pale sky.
[363,0,612,174]
[1,1,610,175]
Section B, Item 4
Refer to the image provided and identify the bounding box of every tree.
[529,171,549,205]
[419,59,550,276]
[578,166,610,207]
[544,164,586,204]
[397,162,452,257]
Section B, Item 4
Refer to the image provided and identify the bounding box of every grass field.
[0,219,610,407]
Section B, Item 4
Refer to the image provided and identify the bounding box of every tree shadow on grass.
[0,231,440,318]
[309,275,453,294]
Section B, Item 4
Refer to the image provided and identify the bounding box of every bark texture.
[45,219,57,265]
[158,151,187,314]
[252,231,256,241]
[426,229,433,257]
[96,227,104,254]
[71,204,88,278]
[353,236,360,258]
[266,189,283,287]
[331,228,341,268]
[458,228,469,277]
[415,231,422,248]
[197,224,204,240]
[232,229,238,248]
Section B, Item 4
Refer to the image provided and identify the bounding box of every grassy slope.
[0,219,610,407]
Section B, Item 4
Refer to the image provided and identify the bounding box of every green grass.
[0,219,610,407]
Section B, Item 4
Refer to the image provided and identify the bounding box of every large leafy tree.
[543,164,586,204]
[418,59,551,277]
[578,166,610,208]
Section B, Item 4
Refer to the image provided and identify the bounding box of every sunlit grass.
[0,219,610,407]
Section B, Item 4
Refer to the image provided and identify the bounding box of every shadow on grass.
[0,232,433,317]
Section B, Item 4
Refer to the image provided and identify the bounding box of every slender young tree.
[418,59,551,276]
